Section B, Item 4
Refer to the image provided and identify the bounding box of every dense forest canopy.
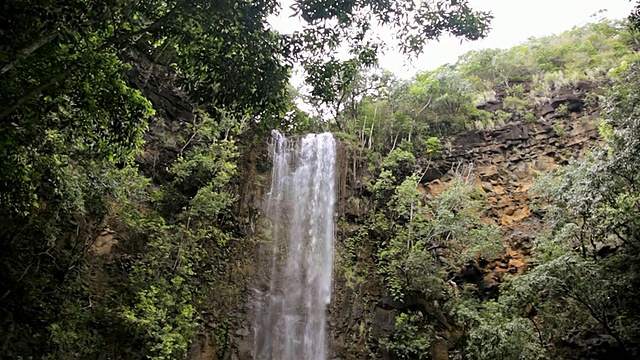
[0,0,491,213]
[2,0,640,359]
[305,18,639,153]
[0,1,491,358]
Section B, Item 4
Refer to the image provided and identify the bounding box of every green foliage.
[334,16,640,360]
[311,18,633,156]
[381,148,416,176]
[0,0,288,214]
[598,121,614,141]
[382,311,432,360]
[523,112,537,123]
[456,300,546,360]
[503,95,528,116]
[378,175,502,301]
[506,83,526,98]
[2,2,640,359]
[0,107,243,358]
[108,113,241,359]
[364,170,503,358]
[413,66,478,135]
[458,20,634,91]
[555,103,570,118]
[292,0,493,131]
[425,137,442,156]
[475,61,640,359]
[493,110,513,125]
[121,281,196,359]
[551,120,566,136]
[370,170,397,203]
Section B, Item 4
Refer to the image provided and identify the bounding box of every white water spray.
[253,131,337,360]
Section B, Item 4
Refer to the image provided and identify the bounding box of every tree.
[0,0,494,358]
[464,60,640,360]
[0,0,492,211]
[370,168,502,359]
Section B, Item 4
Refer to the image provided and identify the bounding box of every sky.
[269,0,636,80]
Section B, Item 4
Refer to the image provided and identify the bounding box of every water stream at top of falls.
[252,130,337,360]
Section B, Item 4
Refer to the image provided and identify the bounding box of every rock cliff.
[137,72,601,359]
[328,100,601,359]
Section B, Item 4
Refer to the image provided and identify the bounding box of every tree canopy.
[5,1,640,359]
[0,1,493,358]
[0,0,492,213]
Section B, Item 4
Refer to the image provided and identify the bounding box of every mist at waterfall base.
[252,131,337,360]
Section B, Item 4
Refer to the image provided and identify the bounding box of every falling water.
[253,130,336,360]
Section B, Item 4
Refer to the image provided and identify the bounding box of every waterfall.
[253,130,337,360]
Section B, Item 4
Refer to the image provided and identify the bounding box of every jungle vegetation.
[1,0,640,359]
[314,13,640,360]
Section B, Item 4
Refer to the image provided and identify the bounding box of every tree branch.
[94,2,183,53]
[0,1,185,121]
[0,69,71,121]
[1,32,59,75]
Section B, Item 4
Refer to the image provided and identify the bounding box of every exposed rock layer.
[330,112,600,359]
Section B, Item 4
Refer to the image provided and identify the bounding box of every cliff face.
[328,107,601,359]
[432,116,599,292]
[130,57,604,358]
[125,55,602,359]
[95,50,264,360]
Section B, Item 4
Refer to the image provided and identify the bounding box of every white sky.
[269,0,636,80]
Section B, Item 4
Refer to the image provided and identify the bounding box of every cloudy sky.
[269,0,636,80]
